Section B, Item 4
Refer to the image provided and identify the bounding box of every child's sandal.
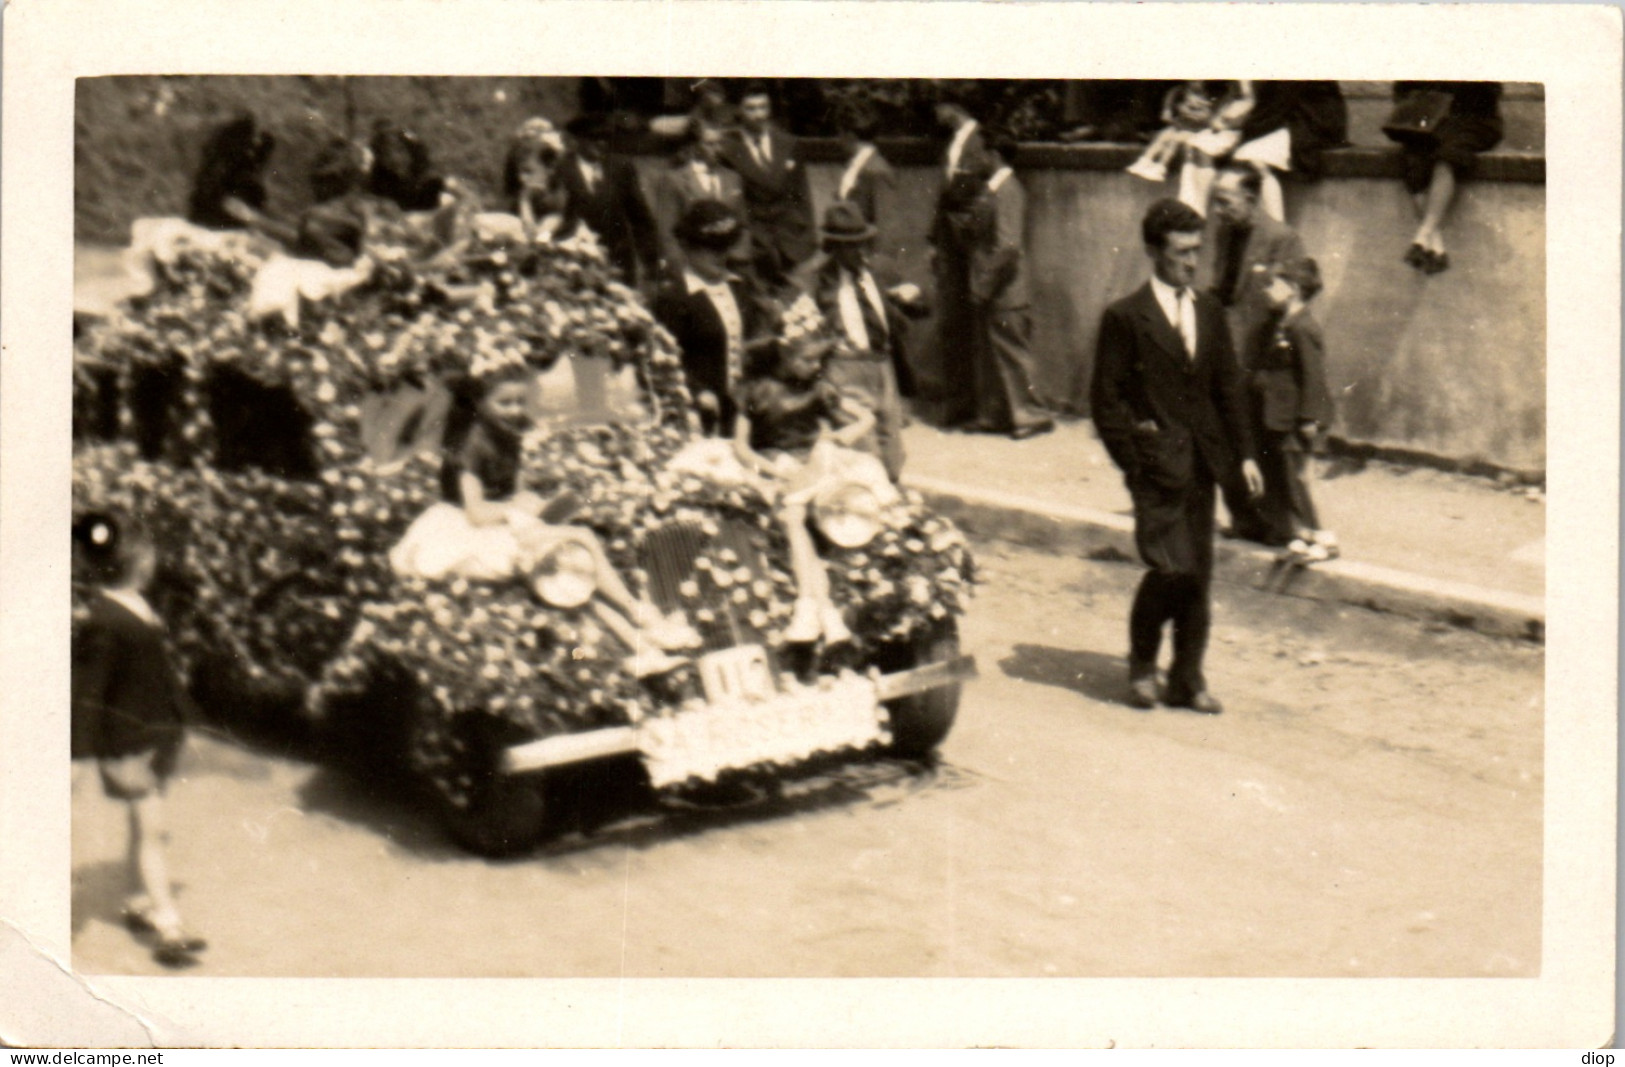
[646,613,703,651]
[121,898,159,936]
[152,933,207,969]
[784,598,823,644]
[624,648,686,679]
[819,602,852,646]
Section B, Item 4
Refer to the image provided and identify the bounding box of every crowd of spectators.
[172,78,1507,494]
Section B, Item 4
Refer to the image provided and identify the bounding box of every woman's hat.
[820,200,878,246]
[673,200,743,251]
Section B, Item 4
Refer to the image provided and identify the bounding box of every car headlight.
[531,540,597,608]
[813,482,883,548]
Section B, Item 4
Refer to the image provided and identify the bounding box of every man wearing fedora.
[799,200,927,482]
[558,112,661,289]
[652,200,771,437]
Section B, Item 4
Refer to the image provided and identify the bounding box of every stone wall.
[785,148,1545,471]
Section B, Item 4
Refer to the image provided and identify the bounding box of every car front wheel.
[410,703,558,858]
[879,619,962,759]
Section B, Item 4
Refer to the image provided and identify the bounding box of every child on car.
[733,320,897,645]
[389,361,695,671]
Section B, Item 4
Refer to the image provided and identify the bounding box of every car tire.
[440,770,554,859]
[880,619,962,758]
[410,703,558,858]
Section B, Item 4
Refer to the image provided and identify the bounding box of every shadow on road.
[999,643,1133,708]
[293,755,983,864]
[71,858,128,938]
[536,757,979,859]
[295,767,469,862]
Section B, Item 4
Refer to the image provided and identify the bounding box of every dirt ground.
[70,541,1542,979]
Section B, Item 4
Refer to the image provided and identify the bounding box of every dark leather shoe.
[152,931,208,968]
[1167,689,1223,714]
[1010,419,1055,441]
[1127,675,1159,709]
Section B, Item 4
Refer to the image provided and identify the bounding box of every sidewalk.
[901,418,1545,642]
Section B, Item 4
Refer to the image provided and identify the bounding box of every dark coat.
[1240,81,1349,178]
[806,256,921,397]
[651,162,748,272]
[652,275,770,436]
[71,593,192,763]
[1247,310,1334,433]
[719,126,816,274]
[1091,282,1255,495]
[558,152,660,286]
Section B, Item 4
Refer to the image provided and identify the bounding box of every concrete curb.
[908,475,1545,644]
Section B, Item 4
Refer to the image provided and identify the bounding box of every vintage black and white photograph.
[4,0,1618,1049]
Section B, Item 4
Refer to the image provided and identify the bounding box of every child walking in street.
[72,512,208,968]
[389,362,696,673]
[1249,257,1339,563]
[734,330,897,645]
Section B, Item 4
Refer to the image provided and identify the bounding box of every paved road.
[72,542,1542,978]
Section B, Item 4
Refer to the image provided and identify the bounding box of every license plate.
[639,671,887,788]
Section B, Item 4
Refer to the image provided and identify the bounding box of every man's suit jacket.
[968,171,1032,311]
[720,126,816,271]
[928,125,990,275]
[1091,282,1255,496]
[72,593,191,762]
[1208,213,1306,359]
[804,256,921,396]
[558,153,660,286]
[836,147,897,226]
[651,275,768,436]
[651,162,748,271]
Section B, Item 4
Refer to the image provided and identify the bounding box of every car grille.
[641,517,773,654]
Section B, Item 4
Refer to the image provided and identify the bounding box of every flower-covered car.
[72,220,977,856]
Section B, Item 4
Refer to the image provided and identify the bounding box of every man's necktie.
[856,273,888,350]
[1177,289,1198,360]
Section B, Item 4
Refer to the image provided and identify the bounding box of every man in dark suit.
[558,112,662,289]
[966,135,1053,440]
[720,83,815,287]
[928,99,990,427]
[1207,166,1308,543]
[651,118,749,280]
[1091,199,1263,714]
[800,200,929,481]
[651,201,770,437]
[832,102,897,228]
